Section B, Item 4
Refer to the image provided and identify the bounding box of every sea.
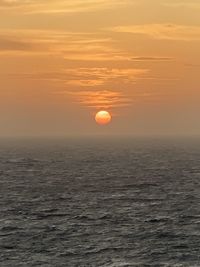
[0,137,200,267]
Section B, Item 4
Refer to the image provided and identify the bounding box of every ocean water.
[0,137,200,267]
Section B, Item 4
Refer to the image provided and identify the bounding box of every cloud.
[163,0,200,8]
[0,30,54,54]
[0,0,27,7]
[131,56,173,61]
[15,67,148,87]
[0,36,33,51]
[0,29,174,62]
[0,29,131,61]
[70,90,132,109]
[184,63,200,68]
[0,0,133,14]
[111,24,200,41]
[63,67,148,87]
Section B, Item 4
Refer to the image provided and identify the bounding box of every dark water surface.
[0,137,200,266]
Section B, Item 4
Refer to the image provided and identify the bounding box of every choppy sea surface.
[0,137,200,267]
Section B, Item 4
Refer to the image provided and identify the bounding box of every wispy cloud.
[0,29,131,61]
[70,90,132,109]
[163,0,200,9]
[64,67,148,87]
[0,29,175,62]
[184,63,200,68]
[131,56,173,61]
[0,36,33,51]
[13,67,148,87]
[111,24,200,41]
[8,67,148,110]
[0,0,133,14]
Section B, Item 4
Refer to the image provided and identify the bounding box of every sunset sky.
[0,0,199,136]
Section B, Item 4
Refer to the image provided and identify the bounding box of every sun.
[95,110,112,125]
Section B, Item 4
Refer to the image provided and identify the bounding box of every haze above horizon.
[0,0,199,137]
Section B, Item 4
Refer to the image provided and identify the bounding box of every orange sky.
[0,0,199,136]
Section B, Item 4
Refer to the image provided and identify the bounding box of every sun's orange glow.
[0,0,199,136]
[95,111,112,125]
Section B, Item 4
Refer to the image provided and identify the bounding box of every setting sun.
[95,111,112,125]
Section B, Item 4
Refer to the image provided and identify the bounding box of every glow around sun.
[95,111,112,125]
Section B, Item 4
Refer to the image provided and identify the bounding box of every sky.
[0,0,200,137]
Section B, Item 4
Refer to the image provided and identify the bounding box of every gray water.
[0,138,200,267]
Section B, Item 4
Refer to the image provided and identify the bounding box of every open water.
[0,137,200,266]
